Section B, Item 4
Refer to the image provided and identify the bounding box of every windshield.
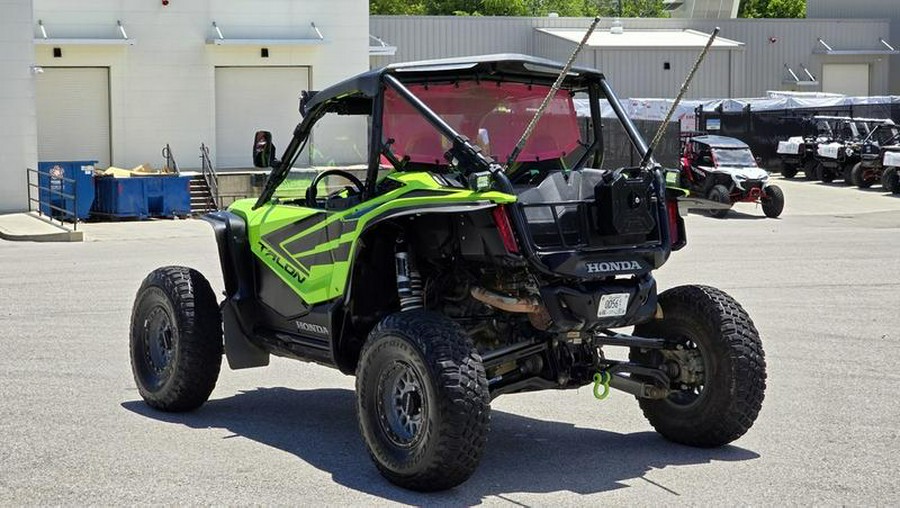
[868,125,900,146]
[815,120,832,136]
[712,148,757,167]
[382,81,586,169]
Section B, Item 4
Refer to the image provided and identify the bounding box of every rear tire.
[762,185,784,218]
[631,285,766,447]
[707,184,731,219]
[130,266,223,412]
[781,163,798,179]
[356,310,490,491]
[841,164,853,184]
[882,167,900,194]
[820,165,835,183]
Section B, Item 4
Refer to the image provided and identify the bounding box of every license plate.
[598,293,630,318]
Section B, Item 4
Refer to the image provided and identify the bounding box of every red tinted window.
[383,81,582,167]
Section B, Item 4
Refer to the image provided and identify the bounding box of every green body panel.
[229,171,516,305]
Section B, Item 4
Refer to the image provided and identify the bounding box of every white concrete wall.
[0,0,37,213]
[32,0,368,169]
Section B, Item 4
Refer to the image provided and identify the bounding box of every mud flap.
[222,301,269,369]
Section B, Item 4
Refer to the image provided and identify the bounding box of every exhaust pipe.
[470,287,551,330]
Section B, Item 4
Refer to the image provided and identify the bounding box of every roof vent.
[611,18,624,35]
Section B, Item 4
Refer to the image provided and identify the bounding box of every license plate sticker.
[598,293,630,318]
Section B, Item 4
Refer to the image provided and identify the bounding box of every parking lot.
[1,178,898,505]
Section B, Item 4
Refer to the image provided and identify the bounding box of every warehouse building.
[808,0,900,99]
[3,2,900,213]
[0,0,368,213]
[370,16,897,99]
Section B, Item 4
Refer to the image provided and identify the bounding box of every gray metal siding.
[371,16,892,97]
[808,0,900,18]
[808,1,900,99]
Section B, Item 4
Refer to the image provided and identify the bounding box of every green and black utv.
[130,55,766,491]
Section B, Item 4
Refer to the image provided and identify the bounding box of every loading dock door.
[215,67,311,169]
[822,64,870,97]
[36,67,111,168]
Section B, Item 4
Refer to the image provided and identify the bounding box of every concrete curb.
[0,213,84,242]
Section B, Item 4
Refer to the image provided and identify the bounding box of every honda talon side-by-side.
[129,55,767,491]
[679,134,784,218]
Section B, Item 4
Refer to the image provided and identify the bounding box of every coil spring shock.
[395,239,423,312]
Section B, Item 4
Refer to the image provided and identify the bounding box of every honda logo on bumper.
[585,260,643,274]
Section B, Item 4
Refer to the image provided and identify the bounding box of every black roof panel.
[302,53,605,116]
[689,135,750,149]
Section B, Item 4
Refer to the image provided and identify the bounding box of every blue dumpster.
[38,161,97,220]
[92,175,191,219]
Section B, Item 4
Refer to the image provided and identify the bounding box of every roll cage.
[252,54,655,209]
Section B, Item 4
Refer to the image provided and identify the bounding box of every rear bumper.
[540,274,657,330]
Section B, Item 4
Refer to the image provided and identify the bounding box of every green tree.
[591,0,669,17]
[371,0,670,16]
[370,0,426,14]
[739,0,805,18]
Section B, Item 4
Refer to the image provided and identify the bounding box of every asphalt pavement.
[1,178,898,505]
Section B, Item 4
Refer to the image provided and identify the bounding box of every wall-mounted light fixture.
[311,22,324,40]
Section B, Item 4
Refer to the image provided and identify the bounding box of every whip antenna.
[506,16,602,169]
[640,27,720,168]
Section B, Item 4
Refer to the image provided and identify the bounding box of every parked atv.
[680,134,784,218]
[776,117,834,180]
[851,120,900,190]
[812,116,882,184]
[129,55,767,491]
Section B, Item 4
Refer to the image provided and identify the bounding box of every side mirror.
[253,130,277,168]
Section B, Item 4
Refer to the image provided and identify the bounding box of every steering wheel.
[305,169,365,208]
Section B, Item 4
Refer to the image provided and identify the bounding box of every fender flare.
[201,211,254,299]
[201,211,269,369]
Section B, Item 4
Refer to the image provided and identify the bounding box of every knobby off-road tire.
[841,164,854,185]
[761,185,784,218]
[803,160,818,181]
[631,285,766,448]
[707,185,731,219]
[780,163,798,179]
[356,310,490,491]
[820,165,835,183]
[882,167,900,194]
[850,162,873,188]
[130,266,223,412]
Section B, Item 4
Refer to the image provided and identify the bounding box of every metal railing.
[163,143,179,173]
[200,143,220,210]
[26,167,79,231]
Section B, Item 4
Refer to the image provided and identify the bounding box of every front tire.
[762,185,784,218]
[707,184,732,219]
[821,165,835,183]
[883,167,900,194]
[356,310,490,491]
[781,163,798,179]
[130,266,223,412]
[631,285,766,447]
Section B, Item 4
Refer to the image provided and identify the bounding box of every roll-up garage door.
[36,67,111,168]
[822,64,870,97]
[215,67,311,169]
